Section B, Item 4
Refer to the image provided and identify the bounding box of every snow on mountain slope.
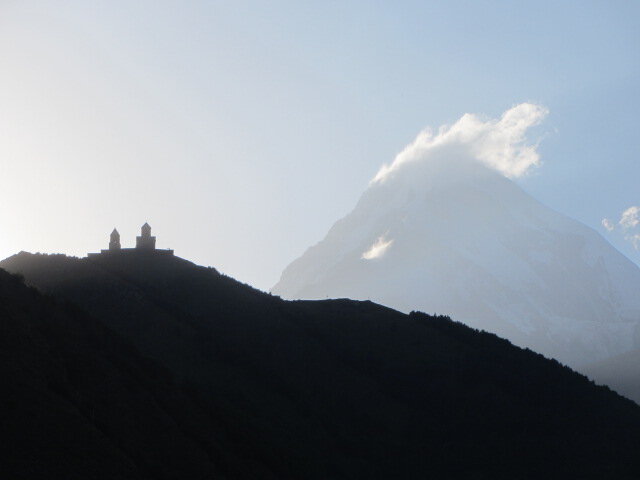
[273,104,640,367]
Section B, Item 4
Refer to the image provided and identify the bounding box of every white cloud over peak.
[373,103,548,183]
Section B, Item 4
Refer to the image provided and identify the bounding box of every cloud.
[373,103,548,183]
[362,235,394,260]
[604,206,640,250]
[620,206,640,229]
[602,218,615,232]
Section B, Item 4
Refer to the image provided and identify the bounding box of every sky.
[0,0,638,290]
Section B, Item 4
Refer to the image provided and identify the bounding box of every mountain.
[272,152,640,367]
[584,348,640,404]
[0,268,223,479]
[3,251,640,478]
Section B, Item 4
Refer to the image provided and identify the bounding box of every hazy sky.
[0,1,638,290]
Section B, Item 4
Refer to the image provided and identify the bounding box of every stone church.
[89,223,173,257]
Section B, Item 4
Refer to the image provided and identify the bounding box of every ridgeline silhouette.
[2,240,640,479]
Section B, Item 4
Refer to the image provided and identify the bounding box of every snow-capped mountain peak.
[273,105,640,366]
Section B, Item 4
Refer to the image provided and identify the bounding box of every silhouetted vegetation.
[2,251,640,479]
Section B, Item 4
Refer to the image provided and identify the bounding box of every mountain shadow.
[3,251,640,479]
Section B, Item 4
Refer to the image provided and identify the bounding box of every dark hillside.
[0,268,232,479]
[3,251,640,479]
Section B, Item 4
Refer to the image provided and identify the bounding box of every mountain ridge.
[3,250,640,478]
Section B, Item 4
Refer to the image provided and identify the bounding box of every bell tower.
[109,228,121,251]
[136,223,156,250]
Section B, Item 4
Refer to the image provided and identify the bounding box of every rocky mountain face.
[273,155,640,367]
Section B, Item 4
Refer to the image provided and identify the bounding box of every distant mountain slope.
[0,268,224,480]
[4,251,640,479]
[272,155,640,367]
[584,348,640,405]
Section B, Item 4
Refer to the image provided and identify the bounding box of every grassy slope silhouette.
[2,251,640,479]
[0,268,222,479]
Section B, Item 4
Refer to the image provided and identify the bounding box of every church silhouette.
[88,223,174,257]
